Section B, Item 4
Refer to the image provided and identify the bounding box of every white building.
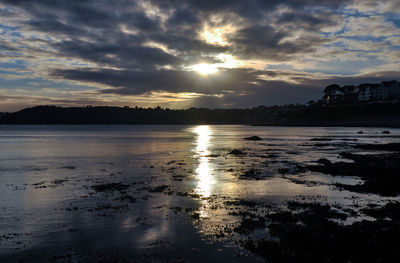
[358,87,372,102]
[324,80,400,105]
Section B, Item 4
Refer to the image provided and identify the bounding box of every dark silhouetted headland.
[1,81,400,126]
[1,103,400,126]
[0,106,249,124]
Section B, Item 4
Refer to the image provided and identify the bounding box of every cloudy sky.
[0,0,399,111]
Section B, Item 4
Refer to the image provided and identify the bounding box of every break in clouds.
[0,0,399,110]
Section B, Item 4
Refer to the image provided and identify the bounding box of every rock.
[354,143,400,152]
[357,131,364,134]
[317,158,332,166]
[239,169,264,180]
[229,149,246,156]
[91,183,129,192]
[147,184,169,193]
[382,130,391,134]
[243,136,263,141]
[306,152,400,196]
[362,202,400,220]
[245,204,400,263]
[310,138,332,141]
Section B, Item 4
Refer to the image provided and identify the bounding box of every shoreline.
[252,122,400,128]
[1,125,400,262]
[1,122,400,128]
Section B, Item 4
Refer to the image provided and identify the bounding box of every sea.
[1,125,399,262]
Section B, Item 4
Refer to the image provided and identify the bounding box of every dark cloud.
[191,70,400,108]
[228,25,327,60]
[54,39,181,69]
[276,11,340,31]
[0,40,20,52]
[51,67,264,95]
[1,0,399,110]
[153,0,351,20]
[2,0,348,62]
[301,71,400,88]
[27,18,85,36]
[51,65,328,109]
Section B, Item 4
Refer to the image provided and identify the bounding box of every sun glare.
[200,22,234,46]
[201,27,227,46]
[193,125,214,198]
[192,63,219,75]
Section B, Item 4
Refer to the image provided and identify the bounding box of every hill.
[1,104,400,127]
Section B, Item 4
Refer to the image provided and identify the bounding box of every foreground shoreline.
[1,125,400,262]
[1,122,400,127]
[253,122,400,128]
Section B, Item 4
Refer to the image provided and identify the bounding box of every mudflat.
[1,125,399,262]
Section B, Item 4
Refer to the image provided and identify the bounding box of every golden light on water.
[193,125,214,197]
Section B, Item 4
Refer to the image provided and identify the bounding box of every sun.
[192,63,218,75]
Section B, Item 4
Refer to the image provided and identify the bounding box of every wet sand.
[0,125,399,262]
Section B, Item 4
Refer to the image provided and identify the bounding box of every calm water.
[1,125,399,262]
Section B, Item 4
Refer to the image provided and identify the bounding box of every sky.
[0,0,399,111]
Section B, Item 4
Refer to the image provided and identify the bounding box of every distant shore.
[1,104,400,127]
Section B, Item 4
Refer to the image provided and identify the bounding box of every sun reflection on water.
[193,125,214,198]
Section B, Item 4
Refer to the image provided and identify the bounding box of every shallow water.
[1,125,399,262]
